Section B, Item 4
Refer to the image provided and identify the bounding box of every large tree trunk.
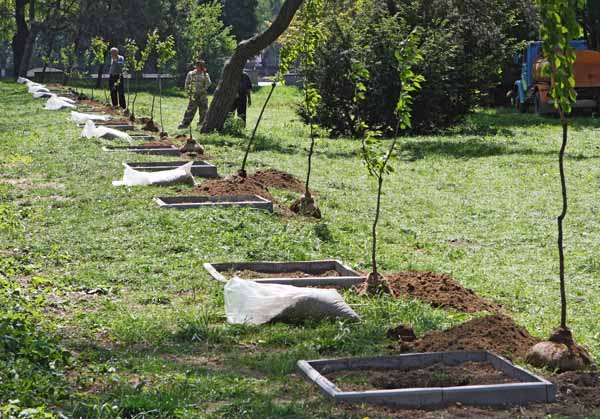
[201,0,303,132]
[12,0,30,78]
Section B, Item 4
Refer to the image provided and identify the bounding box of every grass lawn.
[1,80,599,418]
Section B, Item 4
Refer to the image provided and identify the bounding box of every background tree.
[222,0,258,41]
[201,0,304,133]
[185,1,236,85]
[526,0,592,372]
[359,32,424,294]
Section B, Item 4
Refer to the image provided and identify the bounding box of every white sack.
[112,161,194,187]
[81,120,132,142]
[27,83,49,94]
[224,277,360,325]
[17,77,31,84]
[71,111,110,124]
[44,95,76,110]
[32,90,53,98]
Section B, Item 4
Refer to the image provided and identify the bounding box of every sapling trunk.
[305,123,316,195]
[150,79,157,120]
[371,175,384,276]
[558,112,568,329]
[158,74,164,132]
[240,82,277,175]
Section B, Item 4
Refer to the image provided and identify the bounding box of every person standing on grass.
[178,59,211,129]
[108,47,126,109]
[230,72,253,126]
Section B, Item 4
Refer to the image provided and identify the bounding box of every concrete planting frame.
[203,260,364,288]
[298,351,555,408]
[125,161,218,178]
[103,145,181,156]
[155,194,273,211]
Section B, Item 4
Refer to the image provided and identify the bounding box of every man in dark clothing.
[108,47,126,109]
[231,72,252,125]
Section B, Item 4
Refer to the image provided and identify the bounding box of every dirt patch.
[334,369,600,418]
[225,269,341,280]
[400,314,539,360]
[140,117,160,132]
[328,362,514,392]
[78,98,123,116]
[554,370,600,409]
[191,176,275,202]
[385,271,500,313]
[249,169,306,193]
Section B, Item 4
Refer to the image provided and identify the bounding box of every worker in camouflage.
[178,60,211,129]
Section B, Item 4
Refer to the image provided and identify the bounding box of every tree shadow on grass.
[399,137,600,161]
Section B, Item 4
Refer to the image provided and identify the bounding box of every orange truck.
[514,40,600,114]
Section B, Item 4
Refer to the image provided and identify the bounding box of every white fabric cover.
[45,95,76,110]
[224,277,360,325]
[81,120,132,142]
[32,90,53,98]
[71,111,110,124]
[112,161,194,187]
[27,82,49,94]
[17,77,31,84]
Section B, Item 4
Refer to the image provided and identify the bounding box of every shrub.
[304,0,539,135]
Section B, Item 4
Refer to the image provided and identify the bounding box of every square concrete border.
[103,145,181,156]
[297,351,555,408]
[155,194,273,212]
[203,260,364,288]
[125,161,218,178]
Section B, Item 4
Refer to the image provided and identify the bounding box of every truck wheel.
[516,97,528,113]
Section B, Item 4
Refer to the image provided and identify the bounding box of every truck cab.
[514,40,600,114]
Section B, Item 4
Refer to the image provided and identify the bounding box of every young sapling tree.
[142,30,160,132]
[358,33,424,295]
[525,0,592,372]
[90,37,108,102]
[155,35,176,137]
[286,0,325,218]
[123,38,139,117]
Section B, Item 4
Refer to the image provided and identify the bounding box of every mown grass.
[1,80,599,418]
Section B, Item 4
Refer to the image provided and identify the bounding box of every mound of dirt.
[555,370,600,409]
[250,169,306,193]
[192,176,274,202]
[385,271,500,313]
[403,314,539,360]
[78,99,122,116]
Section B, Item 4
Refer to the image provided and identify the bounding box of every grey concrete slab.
[103,145,181,156]
[155,195,273,212]
[337,388,444,408]
[202,260,364,288]
[126,161,218,178]
[297,351,555,408]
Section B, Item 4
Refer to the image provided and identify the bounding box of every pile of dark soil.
[192,175,275,202]
[140,117,159,132]
[250,169,306,193]
[385,271,500,313]
[328,362,514,392]
[78,99,122,116]
[403,314,539,360]
[555,370,600,409]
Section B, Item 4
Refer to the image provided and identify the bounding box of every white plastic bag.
[81,120,132,142]
[17,77,31,84]
[32,90,53,99]
[224,277,360,325]
[71,111,110,124]
[112,161,195,187]
[45,95,76,110]
[27,83,49,94]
